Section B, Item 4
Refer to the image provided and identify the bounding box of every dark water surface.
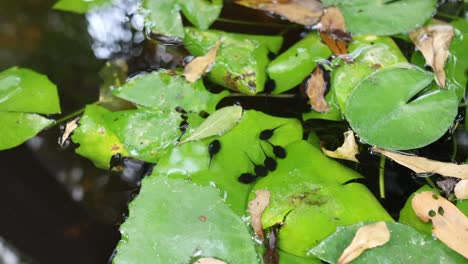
[0,0,466,263]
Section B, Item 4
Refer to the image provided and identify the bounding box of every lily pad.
[398,185,434,234]
[53,0,112,13]
[141,0,223,39]
[322,0,437,36]
[113,177,259,263]
[251,141,392,257]
[310,222,466,264]
[345,64,458,150]
[0,113,54,150]
[112,70,228,114]
[184,28,283,95]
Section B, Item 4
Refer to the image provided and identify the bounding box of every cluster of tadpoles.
[207,125,287,184]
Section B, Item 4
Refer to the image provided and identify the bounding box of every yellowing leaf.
[247,189,270,239]
[184,40,221,83]
[337,221,390,264]
[180,105,243,144]
[306,67,330,113]
[372,148,468,179]
[454,179,468,200]
[235,0,323,26]
[59,117,79,147]
[412,191,468,258]
[194,258,227,264]
[410,23,454,88]
[318,7,352,58]
[321,130,359,162]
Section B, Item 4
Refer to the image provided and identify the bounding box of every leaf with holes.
[345,64,458,150]
[310,222,465,264]
[113,177,259,263]
[322,0,437,35]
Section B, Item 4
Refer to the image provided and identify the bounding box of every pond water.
[0,0,466,263]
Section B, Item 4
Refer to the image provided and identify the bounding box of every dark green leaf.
[322,0,437,35]
[113,177,259,263]
[310,222,466,264]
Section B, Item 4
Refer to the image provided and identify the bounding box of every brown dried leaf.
[306,67,330,113]
[409,23,454,88]
[235,0,323,26]
[321,130,359,162]
[412,191,468,258]
[318,7,352,58]
[193,258,227,264]
[338,222,390,264]
[372,148,468,179]
[184,40,221,83]
[454,179,468,200]
[59,117,80,147]
[248,189,270,239]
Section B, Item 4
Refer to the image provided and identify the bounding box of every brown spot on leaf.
[199,215,207,222]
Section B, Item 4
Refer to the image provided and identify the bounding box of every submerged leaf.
[306,67,330,113]
[318,7,352,57]
[410,23,454,88]
[235,0,323,26]
[184,40,221,83]
[454,179,468,200]
[181,105,243,144]
[247,189,270,239]
[412,191,468,258]
[373,148,468,179]
[337,222,390,264]
[321,130,359,162]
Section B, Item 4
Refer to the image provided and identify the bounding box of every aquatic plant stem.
[379,155,386,199]
[51,100,99,128]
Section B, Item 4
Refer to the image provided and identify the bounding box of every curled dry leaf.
[372,147,468,179]
[184,40,221,83]
[337,221,390,264]
[321,130,359,162]
[409,23,454,88]
[454,179,468,200]
[193,257,227,264]
[59,117,80,147]
[412,191,468,258]
[318,7,352,58]
[306,67,330,113]
[248,189,270,239]
[235,0,323,26]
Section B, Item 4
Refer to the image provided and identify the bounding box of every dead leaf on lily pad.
[321,130,359,162]
[318,7,352,58]
[410,23,454,88]
[248,189,270,239]
[337,221,390,264]
[194,258,227,264]
[59,117,80,147]
[454,179,468,200]
[235,0,323,26]
[184,40,221,83]
[306,66,330,113]
[412,191,468,258]
[372,148,468,179]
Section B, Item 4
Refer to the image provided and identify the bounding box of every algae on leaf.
[113,177,259,263]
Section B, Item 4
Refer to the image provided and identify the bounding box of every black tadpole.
[259,124,285,141]
[208,139,221,167]
[259,143,277,172]
[238,173,256,184]
[265,141,287,159]
[244,152,268,177]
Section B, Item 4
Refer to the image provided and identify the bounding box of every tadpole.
[260,143,277,171]
[265,141,287,159]
[245,152,268,177]
[208,139,221,167]
[259,124,285,141]
[238,173,256,184]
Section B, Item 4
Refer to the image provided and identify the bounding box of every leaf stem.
[379,155,386,199]
[424,177,438,191]
[50,101,99,128]
[451,135,458,161]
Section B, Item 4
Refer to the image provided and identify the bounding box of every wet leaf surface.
[412,191,468,258]
[113,177,258,263]
[310,222,465,264]
[321,130,359,162]
[0,113,54,150]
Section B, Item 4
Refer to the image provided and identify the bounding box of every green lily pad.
[267,33,332,94]
[322,0,437,36]
[113,177,259,263]
[310,222,466,264]
[345,64,458,150]
[183,27,283,95]
[446,19,468,101]
[398,185,434,234]
[153,110,302,215]
[53,0,112,13]
[279,250,322,264]
[141,0,223,39]
[251,141,392,257]
[112,70,228,114]
[0,67,61,150]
